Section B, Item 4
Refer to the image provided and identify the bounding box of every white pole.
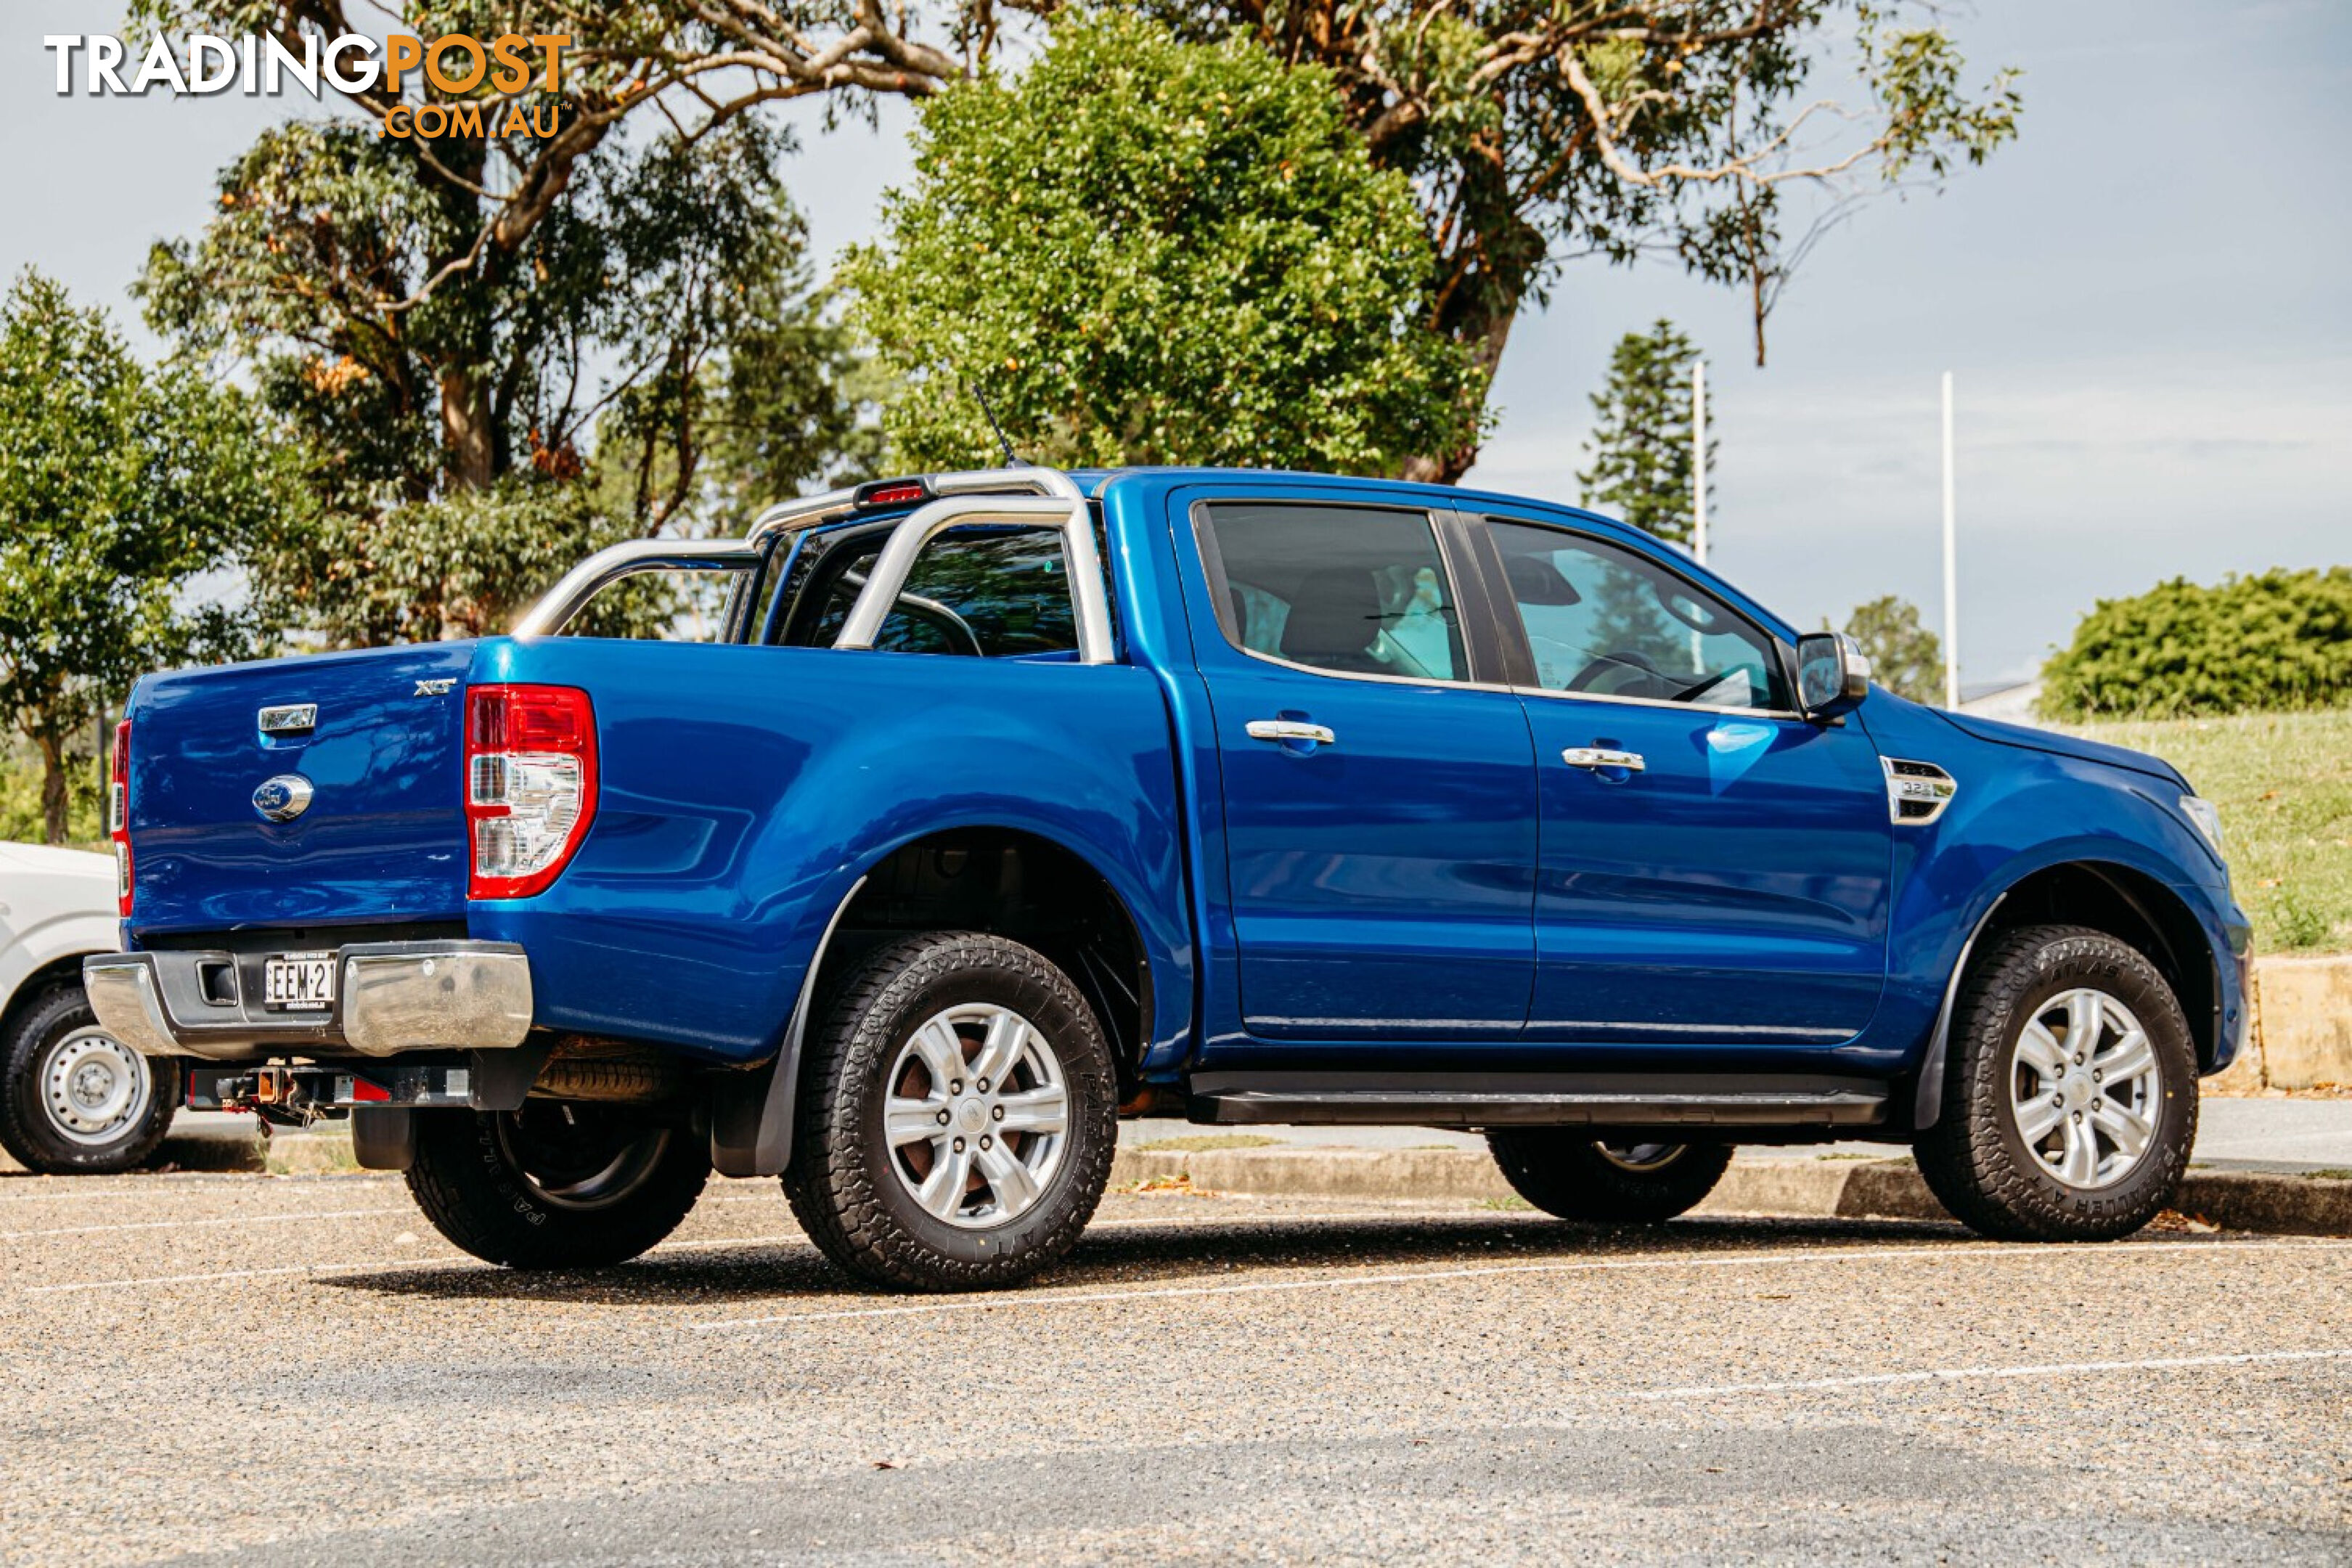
[1941,370,1960,709]
[1691,359,1708,566]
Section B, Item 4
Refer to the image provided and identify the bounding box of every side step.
[1185,1071,1889,1131]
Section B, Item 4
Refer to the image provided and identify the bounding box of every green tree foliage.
[135,3,2017,486]
[843,14,1482,474]
[132,4,886,645]
[0,273,287,842]
[1832,594,1943,704]
[2038,569,2352,720]
[1579,320,1710,544]
[1128,0,2021,477]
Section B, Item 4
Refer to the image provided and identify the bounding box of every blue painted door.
[1192,500,1538,1041]
[1479,516,1892,1046]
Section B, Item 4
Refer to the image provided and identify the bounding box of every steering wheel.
[1567,648,1663,696]
[891,592,985,656]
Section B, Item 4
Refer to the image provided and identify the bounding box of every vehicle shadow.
[317,1208,1973,1307]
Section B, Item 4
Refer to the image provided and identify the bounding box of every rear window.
[782,523,1078,658]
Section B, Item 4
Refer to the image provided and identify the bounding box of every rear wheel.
[1915,924,2195,1241]
[405,1102,709,1268]
[1486,1132,1733,1222]
[783,931,1117,1292]
[1,985,180,1175]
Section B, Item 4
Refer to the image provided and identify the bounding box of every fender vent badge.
[1883,758,1957,825]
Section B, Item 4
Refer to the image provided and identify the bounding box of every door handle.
[1561,747,1644,772]
[1247,719,1337,746]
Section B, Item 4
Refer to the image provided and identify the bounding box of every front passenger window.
[1200,502,1468,683]
[1487,519,1786,711]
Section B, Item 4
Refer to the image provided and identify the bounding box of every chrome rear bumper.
[83,942,533,1061]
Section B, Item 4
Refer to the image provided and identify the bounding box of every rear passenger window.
[1198,503,1468,683]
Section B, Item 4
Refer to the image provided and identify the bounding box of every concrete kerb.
[2245,953,2352,1092]
[1106,1146,2352,1238]
[10,1123,2344,1238]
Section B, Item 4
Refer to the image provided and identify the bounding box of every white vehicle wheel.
[1,986,179,1174]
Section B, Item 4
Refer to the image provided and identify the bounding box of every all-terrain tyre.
[405,1103,710,1268]
[0,984,180,1175]
[1914,923,2197,1242]
[1486,1132,1734,1223]
[783,931,1118,1292]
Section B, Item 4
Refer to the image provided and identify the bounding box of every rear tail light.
[109,719,132,916]
[465,685,597,899]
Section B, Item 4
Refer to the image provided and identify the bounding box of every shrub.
[2038,568,2352,719]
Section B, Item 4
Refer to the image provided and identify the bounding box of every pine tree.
[1578,321,1713,547]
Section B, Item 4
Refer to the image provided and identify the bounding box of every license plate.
[264,952,336,1011]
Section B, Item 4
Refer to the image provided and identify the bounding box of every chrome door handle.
[1561,747,1644,772]
[1247,719,1337,746]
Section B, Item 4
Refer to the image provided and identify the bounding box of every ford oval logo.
[252,775,314,823]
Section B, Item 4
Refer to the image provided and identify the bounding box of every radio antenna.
[967,375,1023,467]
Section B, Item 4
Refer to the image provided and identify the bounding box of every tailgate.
[126,644,477,936]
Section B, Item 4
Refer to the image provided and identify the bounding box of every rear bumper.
[83,942,533,1061]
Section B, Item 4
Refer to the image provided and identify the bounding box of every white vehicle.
[1,841,177,1172]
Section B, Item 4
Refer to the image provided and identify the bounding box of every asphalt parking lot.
[2,1172,2347,1565]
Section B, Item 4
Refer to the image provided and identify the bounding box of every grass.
[1476,1195,1535,1212]
[2070,709,2352,955]
[1128,1133,1283,1153]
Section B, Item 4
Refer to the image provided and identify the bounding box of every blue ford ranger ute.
[86,466,2252,1291]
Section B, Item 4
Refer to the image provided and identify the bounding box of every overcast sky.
[4,1,2345,685]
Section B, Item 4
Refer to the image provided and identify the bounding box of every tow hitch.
[188,1063,476,1126]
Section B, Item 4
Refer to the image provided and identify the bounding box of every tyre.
[1915,923,2197,1242]
[783,931,1117,1292]
[405,1102,710,1268]
[0,984,180,1175]
[1486,1132,1733,1223]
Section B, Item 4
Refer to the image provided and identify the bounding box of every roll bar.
[833,491,1115,665]
[512,467,1104,651]
[509,540,765,638]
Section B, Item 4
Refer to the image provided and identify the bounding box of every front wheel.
[783,931,1117,1292]
[1,985,180,1175]
[1914,924,2197,1242]
[1486,1132,1733,1223]
[405,1103,710,1268]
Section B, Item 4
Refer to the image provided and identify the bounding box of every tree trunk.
[440,365,497,491]
[33,731,69,846]
[1403,274,1526,485]
[1403,169,1546,485]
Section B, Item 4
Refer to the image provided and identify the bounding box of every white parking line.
[24,1259,431,1294]
[0,1176,404,1205]
[690,1237,2352,1332]
[20,1231,810,1295]
[1626,1347,2352,1401]
[15,1210,1426,1296]
[0,1206,407,1241]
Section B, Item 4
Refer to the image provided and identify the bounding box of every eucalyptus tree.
[0,273,282,841]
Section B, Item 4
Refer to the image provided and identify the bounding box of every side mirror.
[1796,632,1871,720]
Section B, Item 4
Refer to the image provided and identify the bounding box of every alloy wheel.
[1593,1140,1687,1173]
[883,1003,1070,1228]
[491,1103,674,1211]
[2009,987,2162,1190]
